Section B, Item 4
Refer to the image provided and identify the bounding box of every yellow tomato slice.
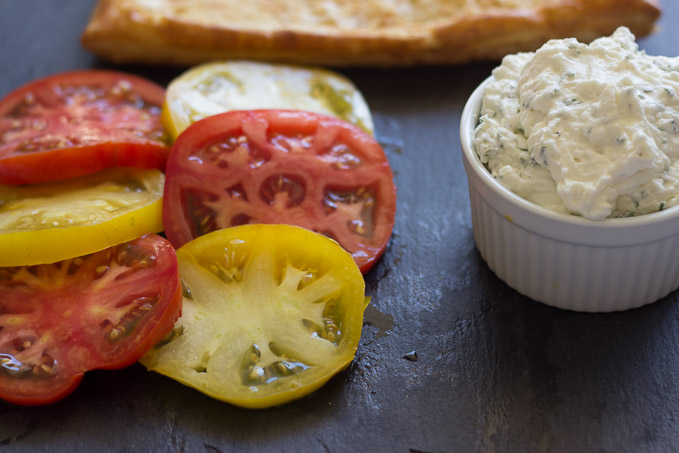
[140,224,369,409]
[0,167,164,266]
[162,60,374,139]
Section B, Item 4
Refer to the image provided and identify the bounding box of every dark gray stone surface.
[1,1,679,451]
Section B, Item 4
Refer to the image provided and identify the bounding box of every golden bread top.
[82,0,661,65]
[114,0,556,31]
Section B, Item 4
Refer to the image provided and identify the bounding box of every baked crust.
[81,0,661,66]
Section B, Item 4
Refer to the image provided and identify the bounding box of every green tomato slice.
[162,60,374,139]
[140,224,369,409]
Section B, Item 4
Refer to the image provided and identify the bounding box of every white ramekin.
[460,78,679,312]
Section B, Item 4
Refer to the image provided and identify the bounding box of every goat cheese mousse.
[473,27,679,220]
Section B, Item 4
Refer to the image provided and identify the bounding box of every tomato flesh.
[0,234,181,406]
[0,70,168,184]
[0,167,165,266]
[163,109,396,273]
[140,224,368,409]
[162,61,374,140]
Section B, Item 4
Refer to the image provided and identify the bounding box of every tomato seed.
[226,183,247,201]
[181,281,193,300]
[248,366,264,381]
[297,272,316,291]
[350,220,366,235]
[31,120,47,131]
[232,266,244,283]
[321,143,362,170]
[153,326,184,349]
[108,326,125,341]
[259,174,306,208]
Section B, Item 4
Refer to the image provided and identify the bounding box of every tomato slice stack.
[147,62,395,409]
[0,71,181,406]
[0,63,397,408]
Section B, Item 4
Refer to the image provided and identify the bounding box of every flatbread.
[81,0,661,66]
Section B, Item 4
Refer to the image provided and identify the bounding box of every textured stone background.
[1,1,678,451]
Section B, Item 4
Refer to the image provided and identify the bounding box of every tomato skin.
[0,140,168,186]
[163,109,396,273]
[0,70,169,185]
[0,234,182,406]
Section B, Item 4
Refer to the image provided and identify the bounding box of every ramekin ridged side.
[460,78,679,312]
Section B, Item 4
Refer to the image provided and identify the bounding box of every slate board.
[1,1,679,451]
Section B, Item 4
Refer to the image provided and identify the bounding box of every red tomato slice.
[0,70,169,185]
[163,110,396,273]
[0,234,182,406]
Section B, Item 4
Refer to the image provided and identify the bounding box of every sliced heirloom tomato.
[0,167,164,266]
[0,234,182,406]
[162,60,374,140]
[0,70,168,185]
[163,109,396,273]
[140,224,368,409]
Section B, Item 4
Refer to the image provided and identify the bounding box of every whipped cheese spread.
[473,27,679,220]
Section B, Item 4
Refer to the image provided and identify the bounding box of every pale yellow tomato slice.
[162,60,374,139]
[140,224,369,409]
[0,167,164,266]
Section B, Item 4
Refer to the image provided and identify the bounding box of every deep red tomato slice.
[0,234,182,406]
[0,70,169,185]
[163,109,396,273]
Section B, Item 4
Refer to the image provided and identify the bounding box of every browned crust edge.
[81,0,662,66]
